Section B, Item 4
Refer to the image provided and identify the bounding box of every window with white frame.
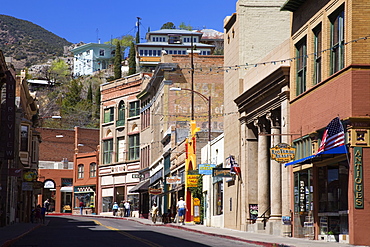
[296,37,307,95]
[128,134,140,160]
[78,164,84,179]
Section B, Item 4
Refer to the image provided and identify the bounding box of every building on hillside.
[37,127,99,214]
[199,29,224,55]
[71,43,115,76]
[281,0,370,245]
[0,51,40,226]
[136,29,215,71]
[223,0,290,233]
[137,52,224,223]
[99,73,148,216]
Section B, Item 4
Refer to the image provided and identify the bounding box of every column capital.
[254,117,268,133]
[266,111,280,128]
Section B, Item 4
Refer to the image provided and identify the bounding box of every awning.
[285,145,348,167]
[129,179,149,193]
[60,186,73,192]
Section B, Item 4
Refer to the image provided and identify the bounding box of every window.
[104,107,114,123]
[292,136,312,160]
[117,101,125,126]
[169,35,181,44]
[139,50,143,56]
[330,7,345,74]
[313,25,322,84]
[78,164,84,179]
[99,49,105,56]
[117,137,125,162]
[128,134,140,160]
[103,139,113,164]
[129,101,140,117]
[90,163,96,178]
[296,37,307,95]
[20,125,29,152]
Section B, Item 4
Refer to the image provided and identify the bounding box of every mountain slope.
[0,14,72,69]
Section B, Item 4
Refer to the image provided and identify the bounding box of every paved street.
[9,216,259,247]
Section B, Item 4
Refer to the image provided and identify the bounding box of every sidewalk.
[0,214,358,247]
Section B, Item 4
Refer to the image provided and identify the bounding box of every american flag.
[317,117,345,154]
[229,156,241,176]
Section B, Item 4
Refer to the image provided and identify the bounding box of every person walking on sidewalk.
[112,202,119,216]
[119,201,124,217]
[151,203,159,224]
[124,201,130,217]
[176,197,187,225]
[79,201,84,215]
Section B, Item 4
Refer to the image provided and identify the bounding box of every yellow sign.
[193,198,200,223]
[187,174,198,187]
[270,143,296,163]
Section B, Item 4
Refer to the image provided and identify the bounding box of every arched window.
[78,164,84,179]
[117,101,125,126]
[89,162,97,178]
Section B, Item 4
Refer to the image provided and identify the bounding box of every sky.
[1,0,237,44]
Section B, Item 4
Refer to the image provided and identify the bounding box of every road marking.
[93,220,162,247]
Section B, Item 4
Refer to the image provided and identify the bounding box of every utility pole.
[190,34,194,120]
[136,17,141,44]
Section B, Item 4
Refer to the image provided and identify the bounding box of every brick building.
[37,127,99,214]
[282,0,370,245]
[99,73,146,216]
[137,52,223,222]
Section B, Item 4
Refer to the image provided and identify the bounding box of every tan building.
[282,0,370,245]
[223,0,290,232]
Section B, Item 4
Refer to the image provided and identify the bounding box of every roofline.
[280,0,305,12]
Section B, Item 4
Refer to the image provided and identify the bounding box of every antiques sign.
[354,147,364,209]
[212,168,233,178]
[270,143,296,163]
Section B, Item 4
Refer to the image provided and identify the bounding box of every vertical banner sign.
[5,71,15,160]
[354,147,364,209]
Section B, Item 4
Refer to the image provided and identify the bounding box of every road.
[11,216,260,247]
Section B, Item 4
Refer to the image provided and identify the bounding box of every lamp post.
[170,87,212,225]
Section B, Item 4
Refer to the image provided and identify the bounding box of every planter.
[327,235,339,242]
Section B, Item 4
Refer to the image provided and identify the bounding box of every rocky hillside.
[0,14,72,69]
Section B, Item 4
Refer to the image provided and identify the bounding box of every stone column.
[267,112,282,220]
[254,117,270,220]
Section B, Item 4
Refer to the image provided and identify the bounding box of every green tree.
[161,22,176,29]
[128,41,136,75]
[106,35,134,56]
[179,22,193,30]
[114,42,122,79]
[87,82,93,103]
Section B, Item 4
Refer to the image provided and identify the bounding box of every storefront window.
[127,194,139,211]
[213,178,223,215]
[293,168,314,238]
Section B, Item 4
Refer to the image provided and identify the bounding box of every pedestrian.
[30,207,35,223]
[151,203,159,224]
[119,201,124,217]
[35,204,41,223]
[79,201,84,215]
[40,206,46,224]
[44,199,50,214]
[124,201,130,217]
[176,197,187,225]
[112,202,119,216]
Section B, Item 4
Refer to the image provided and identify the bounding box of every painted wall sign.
[198,164,216,175]
[354,147,364,209]
[270,143,296,163]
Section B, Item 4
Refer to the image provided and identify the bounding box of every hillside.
[0,14,72,69]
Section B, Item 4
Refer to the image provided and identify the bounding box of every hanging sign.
[198,164,216,175]
[148,188,162,195]
[270,143,296,163]
[212,168,233,178]
[166,176,181,184]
